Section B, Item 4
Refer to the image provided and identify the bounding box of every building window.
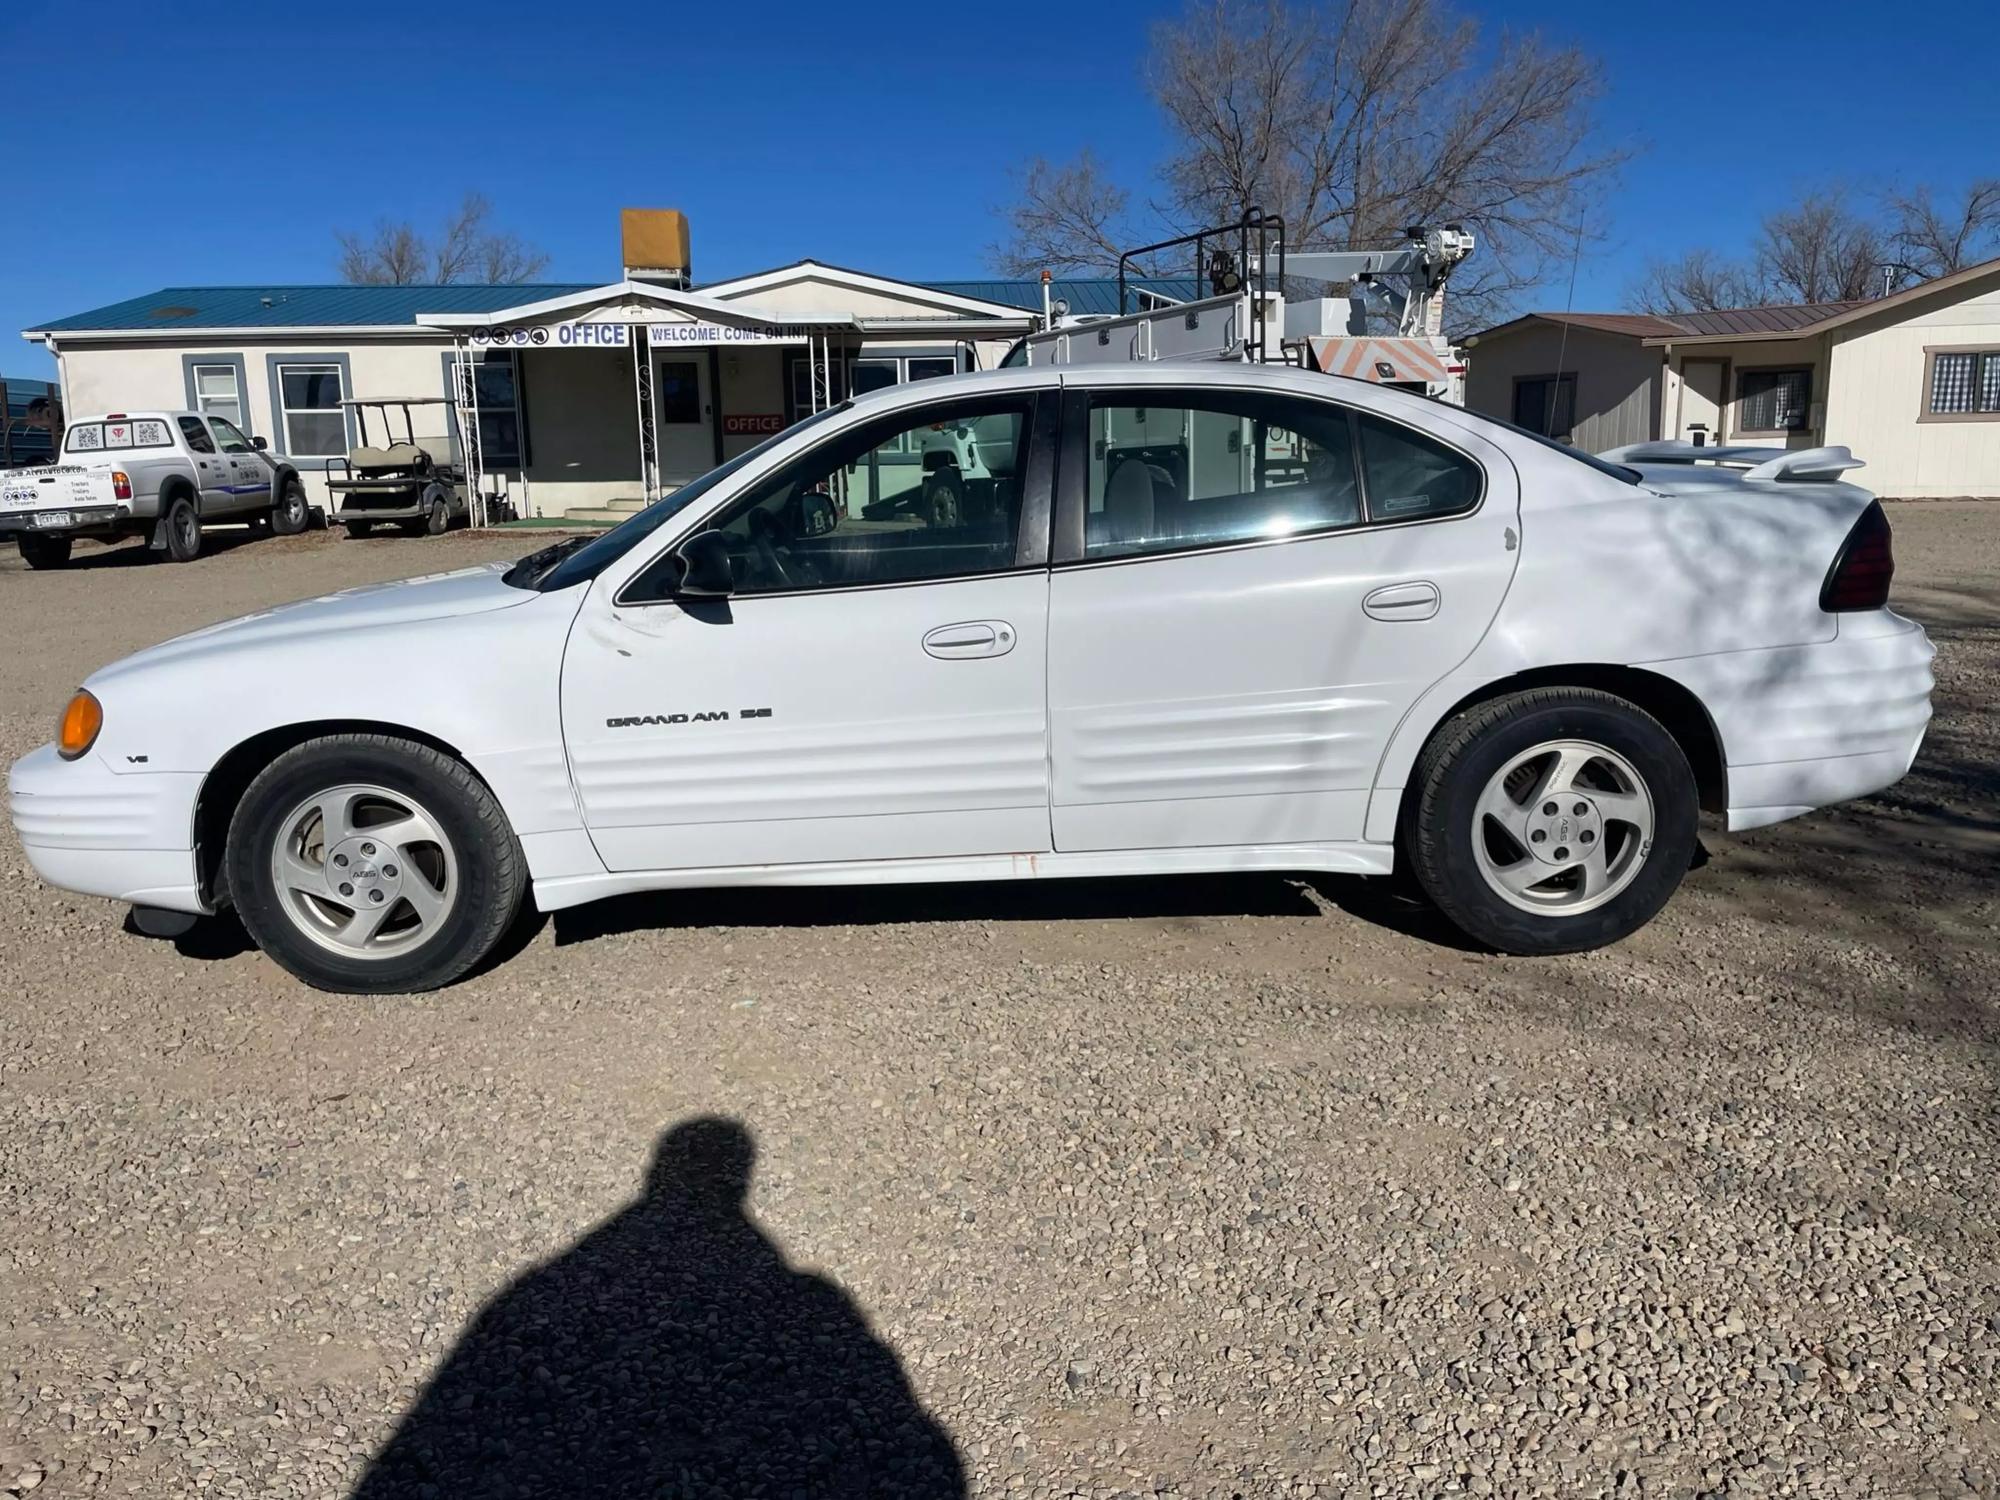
[445,352,525,467]
[191,363,243,427]
[1511,374,1576,439]
[276,363,347,456]
[1736,368,1812,434]
[1926,348,2000,418]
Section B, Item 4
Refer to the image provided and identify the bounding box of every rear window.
[66,418,175,453]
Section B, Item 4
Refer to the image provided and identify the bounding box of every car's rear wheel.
[271,476,309,535]
[158,497,202,562]
[226,735,525,993]
[1406,689,1698,955]
[18,534,72,569]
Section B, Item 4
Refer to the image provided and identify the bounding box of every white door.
[562,387,1056,873]
[1679,359,1726,445]
[1047,384,1518,852]
[654,357,713,485]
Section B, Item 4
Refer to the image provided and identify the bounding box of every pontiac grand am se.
[7,365,1933,993]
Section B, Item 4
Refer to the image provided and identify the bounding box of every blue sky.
[6,0,1997,379]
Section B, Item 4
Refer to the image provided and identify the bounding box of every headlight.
[57,689,102,760]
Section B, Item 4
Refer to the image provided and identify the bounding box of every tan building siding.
[1463,324,1661,452]
[1823,282,2000,497]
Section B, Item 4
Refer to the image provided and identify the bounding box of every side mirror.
[672,529,735,598]
[252,435,268,450]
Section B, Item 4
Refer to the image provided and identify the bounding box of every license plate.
[33,511,74,529]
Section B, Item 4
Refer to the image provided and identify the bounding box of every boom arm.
[1266,225,1475,338]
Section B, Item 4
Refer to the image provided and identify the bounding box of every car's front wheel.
[1407,689,1698,955]
[226,734,526,992]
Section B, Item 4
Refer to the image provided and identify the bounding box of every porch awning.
[1307,336,1451,385]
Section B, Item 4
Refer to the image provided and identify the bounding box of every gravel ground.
[1,510,1996,1499]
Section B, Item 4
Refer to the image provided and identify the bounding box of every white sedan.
[8,366,1934,993]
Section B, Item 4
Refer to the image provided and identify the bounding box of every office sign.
[469,321,631,349]
[724,413,787,435]
[649,322,813,346]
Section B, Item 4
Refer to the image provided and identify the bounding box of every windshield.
[506,405,850,592]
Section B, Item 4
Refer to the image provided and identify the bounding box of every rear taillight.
[1820,500,1894,612]
[111,470,132,500]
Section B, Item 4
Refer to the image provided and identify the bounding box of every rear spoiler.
[1597,441,1866,483]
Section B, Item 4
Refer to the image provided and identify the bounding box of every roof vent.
[149,305,198,319]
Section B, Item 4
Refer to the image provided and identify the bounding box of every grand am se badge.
[605,708,774,728]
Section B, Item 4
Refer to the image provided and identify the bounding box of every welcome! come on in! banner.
[467,321,816,349]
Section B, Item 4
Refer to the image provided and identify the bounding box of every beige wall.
[517,347,647,514]
[1823,280,2000,497]
[1463,324,1661,452]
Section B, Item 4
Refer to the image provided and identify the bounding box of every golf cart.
[325,397,470,537]
[860,411,1020,528]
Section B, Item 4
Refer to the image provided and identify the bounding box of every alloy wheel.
[1469,738,1655,915]
[268,783,459,958]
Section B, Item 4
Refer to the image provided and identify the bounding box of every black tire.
[225,734,526,994]
[158,496,202,563]
[923,473,963,529]
[423,494,450,535]
[18,533,72,569]
[271,476,309,535]
[347,520,374,539]
[1406,688,1698,956]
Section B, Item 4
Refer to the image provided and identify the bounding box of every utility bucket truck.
[1014,209,1474,404]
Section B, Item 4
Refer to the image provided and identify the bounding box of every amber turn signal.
[57,689,102,760]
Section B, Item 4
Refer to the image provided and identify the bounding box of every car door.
[174,416,233,511]
[1046,379,1519,853]
[208,416,271,512]
[560,386,1058,873]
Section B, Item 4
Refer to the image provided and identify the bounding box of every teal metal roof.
[28,283,596,333]
[28,275,1210,336]
[924,278,1206,316]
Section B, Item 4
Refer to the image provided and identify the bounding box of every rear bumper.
[7,744,208,913]
[0,505,134,537]
[1650,610,1935,831]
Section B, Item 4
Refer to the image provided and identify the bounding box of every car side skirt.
[529,840,1396,912]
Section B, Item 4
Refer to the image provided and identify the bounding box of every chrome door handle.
[922,620,1016,659]
[1362,581,1440,621]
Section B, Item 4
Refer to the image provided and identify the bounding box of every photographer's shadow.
[351,1117,965,1498]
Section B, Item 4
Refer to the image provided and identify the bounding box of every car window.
[1355,412,1482,520]
[1082,389,1363,560]
[209,417,255,454]
[627,395,1036,600]
[177,416,217,454]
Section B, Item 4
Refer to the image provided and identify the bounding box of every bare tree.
[1888,180,2000,281]
[1754,190,1887,304]
[995,0,1624,327]
[991,153,1138,276]
[1627,248,1761,315]
[336,192,550,285]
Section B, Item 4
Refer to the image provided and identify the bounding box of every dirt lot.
[1,512,1996,1499]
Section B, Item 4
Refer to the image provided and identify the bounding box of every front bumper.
[7,744,208,912]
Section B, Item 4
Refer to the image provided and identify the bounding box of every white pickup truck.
[1,411,308,568]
